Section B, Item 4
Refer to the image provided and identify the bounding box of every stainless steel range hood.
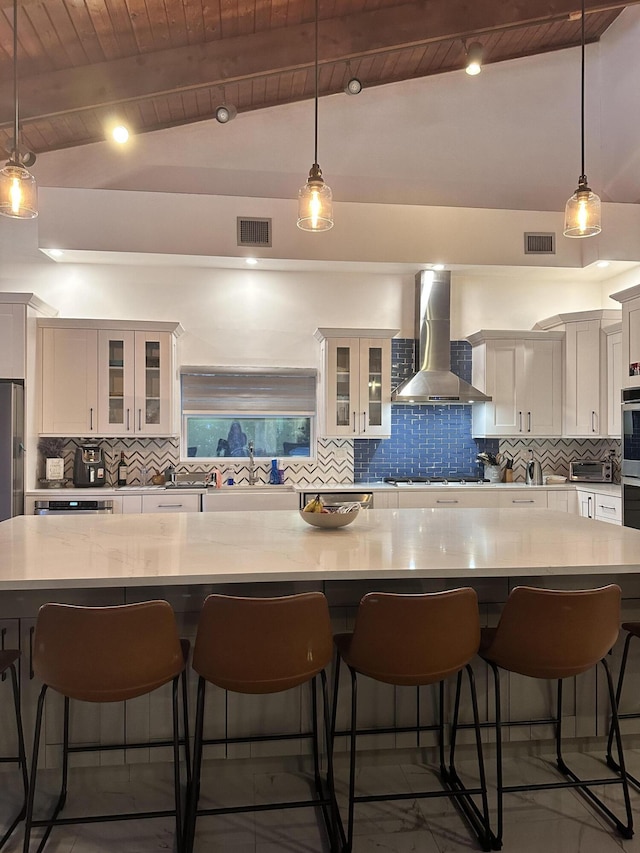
[391,270,491,404]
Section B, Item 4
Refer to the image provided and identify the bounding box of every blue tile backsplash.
[353,339,497,482]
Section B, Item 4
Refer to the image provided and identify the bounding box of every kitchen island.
[0,506,638,590]
[3,507,640,770]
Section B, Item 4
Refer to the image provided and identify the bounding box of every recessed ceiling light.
[112,125,129,144]
[596,260,610,268]
[432,263,445,271]
[245,258,258,265]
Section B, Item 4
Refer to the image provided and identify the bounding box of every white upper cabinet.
[97,330,172,435]
[536,310,621,438]
[0,293,57,381]
[315,328,398,438]
[39,319,182,437]
[41,326,99,435]
[611,284,640,391]
[468,330,563,438]
[604,323,622,438]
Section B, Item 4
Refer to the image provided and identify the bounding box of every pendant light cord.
[11,0,18,160]
[313,0,319,166]
[580,0,585,179]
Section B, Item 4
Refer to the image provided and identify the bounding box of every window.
[180,367,316,460]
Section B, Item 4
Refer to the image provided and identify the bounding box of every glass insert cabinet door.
[97,330,135,434]
[322,337,391,437]
[97,330,171,435]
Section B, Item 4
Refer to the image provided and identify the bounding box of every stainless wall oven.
[622,388,640,528]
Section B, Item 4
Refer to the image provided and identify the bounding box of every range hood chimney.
[391,270,491,404]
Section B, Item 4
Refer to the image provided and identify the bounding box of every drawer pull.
[156,503,183,508]
[511,499,535,504]
[598,504,617,512]
[436,499,459,504]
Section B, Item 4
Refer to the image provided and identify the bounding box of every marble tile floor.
[4,746,640,853]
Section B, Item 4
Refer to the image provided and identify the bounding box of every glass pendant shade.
[297,164,333,231]
[563,177,601,238]
[0,161,37,219]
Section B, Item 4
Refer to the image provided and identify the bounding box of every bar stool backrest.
[486,584,621,678]
[346,588,480,686]
[192,592,333,693]
[33,601,185,702]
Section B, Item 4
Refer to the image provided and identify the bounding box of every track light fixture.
[297,0,333,231]
[345,78,362,95]
[563,0,601,238]
[0,0,37,219]
[465,42,483,76]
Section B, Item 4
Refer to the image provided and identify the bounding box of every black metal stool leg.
[319,669,342,853]
[23,685,47,853]
[171,677,184,853]
[183,677,206,853]
[488,660,503,851]
[607,632,633,770]
[0,662,28,850]
[181,667,191,786]
[346,666,358,853]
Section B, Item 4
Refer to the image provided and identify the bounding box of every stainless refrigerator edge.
[0,381,25,522]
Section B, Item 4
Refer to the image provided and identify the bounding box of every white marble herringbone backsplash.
[498,438,621,482]
[56,437,355,486]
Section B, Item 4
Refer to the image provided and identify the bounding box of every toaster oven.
[569,460,613,482]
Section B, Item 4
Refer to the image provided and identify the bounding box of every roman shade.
[181,367,317,415]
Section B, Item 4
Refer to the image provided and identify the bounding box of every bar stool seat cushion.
[335,589,481,686]
[192,593,333,694]
[480,585,621,679]
[33,601,186,702]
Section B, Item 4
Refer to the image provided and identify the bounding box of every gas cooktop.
[383,476,488,486]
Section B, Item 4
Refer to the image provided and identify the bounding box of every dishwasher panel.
[34,500,114,516]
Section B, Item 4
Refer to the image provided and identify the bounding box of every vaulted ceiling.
[0,0,637,159]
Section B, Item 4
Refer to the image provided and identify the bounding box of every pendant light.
[296,0,333,231]
[563,0,600,238]
[0,0,37,219]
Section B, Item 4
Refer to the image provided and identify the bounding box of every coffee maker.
[73,443,106,487]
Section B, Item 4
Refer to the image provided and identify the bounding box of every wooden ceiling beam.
[0,0,637,126]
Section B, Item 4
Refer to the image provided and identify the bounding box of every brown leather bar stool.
[0,650,28,849]
[333,588,491,853]
[23,600,189,853]
[183,592,338,853]
[606,620,640,786]
[477,584,632,850]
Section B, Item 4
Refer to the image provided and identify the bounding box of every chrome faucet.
[248,441,258,485]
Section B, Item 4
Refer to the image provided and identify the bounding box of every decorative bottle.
[269,459,279,485]
[117,451,128,486]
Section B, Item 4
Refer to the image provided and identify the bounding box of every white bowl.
[545,475,567,484]
[299,507,359,529]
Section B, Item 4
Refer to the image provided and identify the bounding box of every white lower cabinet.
[397,489,549,510]
[576,489,622,524]
[202,491,299,512]
[141,493,201,513]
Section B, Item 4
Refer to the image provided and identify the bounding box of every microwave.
[569,460,613,482]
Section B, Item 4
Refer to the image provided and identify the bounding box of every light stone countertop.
[0,507,638,591]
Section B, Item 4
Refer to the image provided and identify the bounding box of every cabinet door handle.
[89,407,94,430]
[138,409,142,431]
[518,411,523,432]
[362,411,367,433]
[588,495,593,518]
[1,627,5,681]
[511,499,535,503]
[29,626,34,679]
[352,412,357,433]
[527,412,532,432]
[591,411,597,433]
[126,408,130,431]
[436,499,459,504]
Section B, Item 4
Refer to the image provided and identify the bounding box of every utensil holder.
[485,464,502,483]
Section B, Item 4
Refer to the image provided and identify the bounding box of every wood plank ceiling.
[0,0,636,158]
